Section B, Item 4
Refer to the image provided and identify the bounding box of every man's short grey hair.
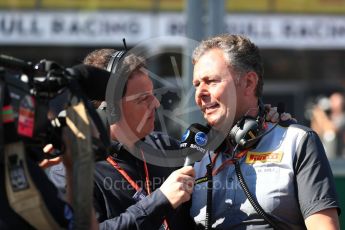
[192,34,264,97]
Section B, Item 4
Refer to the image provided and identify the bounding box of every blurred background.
[1,0,344,225]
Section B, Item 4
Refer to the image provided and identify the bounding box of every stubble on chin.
[213,122,227,134]
[208,115,233,135]
[204,115,219,129]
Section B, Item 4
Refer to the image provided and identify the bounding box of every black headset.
[105,39,128,123]
[106,50,127,73]
[228,99,266,150]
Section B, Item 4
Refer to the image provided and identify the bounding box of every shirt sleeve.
[97,189,174,230]
[294,130,341,219]
[45,162,67,196]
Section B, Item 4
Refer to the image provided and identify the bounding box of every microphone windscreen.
[68,64,111,101]
[180,123,210,166]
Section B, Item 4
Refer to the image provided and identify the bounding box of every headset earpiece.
[106,50,127,123]
[108,104,121,123]
[229,116,262,149]
[228,99,266,150]
[107,51,127,73]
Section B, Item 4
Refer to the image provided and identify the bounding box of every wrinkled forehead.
[193,51,233,81]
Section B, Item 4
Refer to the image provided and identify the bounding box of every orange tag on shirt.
[245,150,283,164]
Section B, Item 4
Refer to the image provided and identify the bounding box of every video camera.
[0,54,111,229]
[0,54,111,161]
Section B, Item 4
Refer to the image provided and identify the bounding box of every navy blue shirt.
[48,132,195,230]
[94,132,195,230]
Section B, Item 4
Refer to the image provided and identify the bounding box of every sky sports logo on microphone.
[195,132,208,146]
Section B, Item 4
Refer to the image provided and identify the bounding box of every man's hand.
[39,144,62,168]
[265,104,296,123]
[159,166,195,209]
[39,156,62,168]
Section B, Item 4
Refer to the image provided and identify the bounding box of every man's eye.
[136,95,151,104]
[208,79,219,85]
[139,97,147,102]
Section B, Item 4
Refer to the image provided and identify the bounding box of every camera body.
[1,60,70,162]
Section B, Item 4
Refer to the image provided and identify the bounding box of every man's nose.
[151,95,160,109]
[196,82,209,98]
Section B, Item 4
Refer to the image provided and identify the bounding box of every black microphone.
[180,123,210,167]
[67,64,111,101]
[0,54,34,75]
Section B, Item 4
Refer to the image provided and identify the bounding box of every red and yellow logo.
[245,151,283,164]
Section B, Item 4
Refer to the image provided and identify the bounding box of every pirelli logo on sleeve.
[245,150,284,164]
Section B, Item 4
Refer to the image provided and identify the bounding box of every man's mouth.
[202,102,219,113]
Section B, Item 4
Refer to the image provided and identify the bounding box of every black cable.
[0,74,4,164]
[234,160,279,229]
[205,163,213,230]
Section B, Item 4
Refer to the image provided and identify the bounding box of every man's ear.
[243,71,258,96]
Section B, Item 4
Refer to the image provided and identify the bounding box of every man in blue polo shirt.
[190,34,340,229]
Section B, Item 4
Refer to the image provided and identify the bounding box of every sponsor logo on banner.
[2,11,345,48]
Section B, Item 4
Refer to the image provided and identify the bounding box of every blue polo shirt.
[190,123,340,229]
